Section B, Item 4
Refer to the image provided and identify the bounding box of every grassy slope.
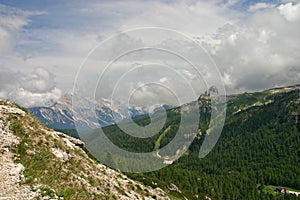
[1,101,169,200]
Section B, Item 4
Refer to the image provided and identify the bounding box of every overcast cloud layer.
[0,0,299,107]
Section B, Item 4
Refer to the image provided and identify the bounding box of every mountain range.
[28,94,155,130]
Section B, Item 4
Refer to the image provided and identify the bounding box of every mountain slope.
[96,85,300,199]
[0,100,170,200]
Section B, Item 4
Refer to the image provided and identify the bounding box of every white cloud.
[22,68,56,93]
[178,69,198,80]
[1,0,300,105]
[224,0,241,7]
[118,1,233,36]
[0,4,44,55]
[159,77,168,83]
[248,2,276,12]
[209,2,300,93]
[10,87,62,108]
[1,1,233,104]
[0,67,62,107]
[222,72,234,87]
[278,2,300,21]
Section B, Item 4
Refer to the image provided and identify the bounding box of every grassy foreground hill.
[0,100,170,200]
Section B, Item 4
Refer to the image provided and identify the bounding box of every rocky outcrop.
[55,131,85,148]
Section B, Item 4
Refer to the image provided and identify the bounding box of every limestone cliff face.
[0,100,169,200]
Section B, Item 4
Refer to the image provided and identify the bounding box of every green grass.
[259,184,300,196]
[154,126,171,150]
[7,113,98,199]
[285,187,300,193]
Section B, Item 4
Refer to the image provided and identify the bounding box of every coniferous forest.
[60,86,300,199]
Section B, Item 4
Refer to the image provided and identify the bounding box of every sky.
[0,0,300,107]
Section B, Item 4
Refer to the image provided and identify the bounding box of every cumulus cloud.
[159,77,168,83]
[1,0,300,105]
[178,69,198,80]
[208,2,300,93]
[1,1,233,105]
[117,1,233,36]
[10,87,62,108]
[248,2,276,12]
[0,67,62,107]
[278,2,300,21]
[71,1,300,100]
[22,68,56,93]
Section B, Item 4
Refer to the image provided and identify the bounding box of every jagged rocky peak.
[208,85,219,96]
[0,100,170,200]
[198,85,220,98]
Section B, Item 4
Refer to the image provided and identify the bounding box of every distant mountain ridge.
[28,94,153,130]
[29,85,300,131]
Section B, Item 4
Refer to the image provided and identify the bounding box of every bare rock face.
[9,163,25,176]
[55,131,85,148]
[51,148,69,162]
[0,100,170,200]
